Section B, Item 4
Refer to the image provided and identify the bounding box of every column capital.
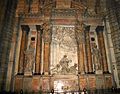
[36,25,43,35]
[36,25,43,31]
[84,25,90,31]
[21,25,30,34]
[96,26,104,32]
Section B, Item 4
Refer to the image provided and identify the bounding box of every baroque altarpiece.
[13,0,113,93]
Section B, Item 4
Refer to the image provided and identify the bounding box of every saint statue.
[24,41,35,75]
[92,44,102,71]
[24,51,34,73]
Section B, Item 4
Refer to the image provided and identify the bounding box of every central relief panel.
[50,25,78,75]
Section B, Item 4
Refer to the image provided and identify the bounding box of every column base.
[24,72,32,76]
[42,72,44,75]
[87,72,95,74]
[95,70,103,74]
[33,73,41,75]
[44,72,49,75]
[17,73,24,75]
[103,71,110,74]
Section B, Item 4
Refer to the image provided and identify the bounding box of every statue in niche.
[24,41,35,75]
[24,50,34,74]
[92,44,102,71]
[59,55,71,75]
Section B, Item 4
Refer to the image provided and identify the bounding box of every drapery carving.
[24,48,34,75]
[92,44,102,73]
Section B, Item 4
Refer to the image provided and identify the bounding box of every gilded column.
[75,25,85,74]
[18,25,30,75]
[35,25,43,75]
[42,22,52,75]
[84,26,93,73]
[96,26,109,73]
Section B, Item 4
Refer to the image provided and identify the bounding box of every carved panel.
[53,75,79,92]
[50,26,78,75]
[14,76,23,92]
[32,77,40,92]
[80,76,87,90]
[88,76,96,89]
[23,77,32,92]
[42,77,50,92]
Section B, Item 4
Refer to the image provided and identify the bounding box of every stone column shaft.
[78,44,84,74]
[42,22,51,75]
[96,26,109,73]
[76,27,85,74]
[35,25,42,74]
[85,26,93,73]
[43,43,50,74]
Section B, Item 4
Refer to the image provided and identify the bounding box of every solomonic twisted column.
[96,26,109,73]
[42,22,52,75]
[84,26,94,73]
[35,25,43,75]
[18,25,30,75]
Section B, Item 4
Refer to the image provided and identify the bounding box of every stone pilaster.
[18,25,30,75]
[84,26,93,73]
[42,22,52,75]
[35,25,43,75]
[96,26,109,73]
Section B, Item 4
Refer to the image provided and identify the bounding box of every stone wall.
[0,0,18,91]
[106,0,120,88]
